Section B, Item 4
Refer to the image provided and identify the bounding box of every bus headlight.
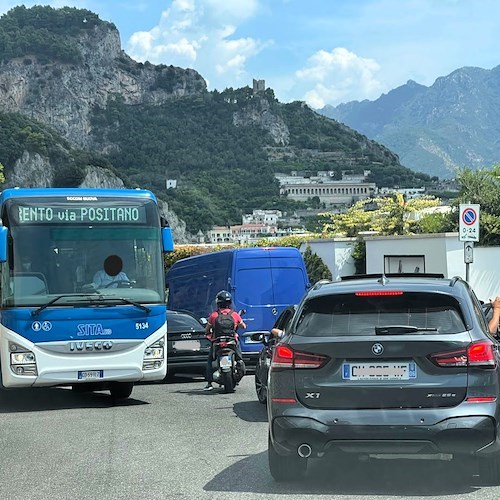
[143,338,165,370]
[11,352,36,364]
[9,343,37,375]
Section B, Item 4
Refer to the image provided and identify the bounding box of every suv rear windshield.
[294,292,466,337]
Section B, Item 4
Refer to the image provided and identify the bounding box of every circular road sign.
[462,208,477,226]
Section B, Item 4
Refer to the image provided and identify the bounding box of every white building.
[207,226,232,243]
[378,187,426,199]
[207,223,277,244]
[231,223,277,243]
[242,209,282,226]
[276,170,376,206]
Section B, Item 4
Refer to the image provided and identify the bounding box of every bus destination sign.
[14,205,147,224]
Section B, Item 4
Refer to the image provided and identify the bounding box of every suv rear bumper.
[271,414,500,458]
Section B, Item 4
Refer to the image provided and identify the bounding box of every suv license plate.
[78,370,104,380]
[342,362,417,381]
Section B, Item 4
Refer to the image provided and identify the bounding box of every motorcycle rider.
[204,290,246,391]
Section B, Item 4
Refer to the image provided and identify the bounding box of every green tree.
[454,165,500,245]
[302,245,332,284]
[320,194,441,237]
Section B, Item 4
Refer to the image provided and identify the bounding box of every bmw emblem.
[372,343,384,355]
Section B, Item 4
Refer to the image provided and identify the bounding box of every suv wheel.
[255,373,267,404]
[478,454,500,485]
[268,434,307,482]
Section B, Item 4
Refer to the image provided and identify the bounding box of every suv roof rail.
[312,279,332,290]
[340,273,445,281]
[449,276,465,287]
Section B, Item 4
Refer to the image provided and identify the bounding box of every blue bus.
[0,188,174,399]
[166,247,310,363]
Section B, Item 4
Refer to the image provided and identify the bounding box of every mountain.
[319,67,500,179]
[0,6,432,237]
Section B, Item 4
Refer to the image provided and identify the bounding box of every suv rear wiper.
[31,292,101,317]
[375,325,438,335]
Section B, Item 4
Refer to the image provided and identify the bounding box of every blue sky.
[2,0,500,107]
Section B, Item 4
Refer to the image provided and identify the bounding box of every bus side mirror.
[162,227,174,252]
[0,227,7,262]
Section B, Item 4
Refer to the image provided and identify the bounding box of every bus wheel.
[109,382,134,400]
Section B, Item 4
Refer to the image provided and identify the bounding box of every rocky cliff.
[0,14,206,150]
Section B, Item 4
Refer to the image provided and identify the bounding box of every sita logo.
[77,324,112,336]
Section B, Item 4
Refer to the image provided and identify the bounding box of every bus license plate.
[78,370,104,380]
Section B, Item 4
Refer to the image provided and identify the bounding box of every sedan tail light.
[271,344,329,370]
[430,340,496,368]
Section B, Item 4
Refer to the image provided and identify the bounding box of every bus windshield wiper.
[91,295,151,314]
[375,325,438,335]
[31,292,102,317]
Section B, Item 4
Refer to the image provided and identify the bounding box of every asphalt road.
[0,374,499,500]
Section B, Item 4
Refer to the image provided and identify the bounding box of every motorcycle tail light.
[218,342,227,347]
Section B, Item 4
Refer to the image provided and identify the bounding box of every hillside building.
[242,209,282,225]
[276,170,376,206]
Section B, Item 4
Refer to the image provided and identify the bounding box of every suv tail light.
[468,340,496,367]
[271,344,329,370]
[430,340,496,368]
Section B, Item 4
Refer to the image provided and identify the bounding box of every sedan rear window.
[294,292,466,337]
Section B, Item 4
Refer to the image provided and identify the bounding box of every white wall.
[300,238,356,281]
[365,233,461,275]
[300,234,500,303]
[366,233,500,303]
[459,247,500,302]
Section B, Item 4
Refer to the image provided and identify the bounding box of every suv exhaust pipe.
[297,443,312,458]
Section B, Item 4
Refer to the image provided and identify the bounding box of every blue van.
[166,247,310,362]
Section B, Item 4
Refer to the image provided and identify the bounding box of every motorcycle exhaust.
[297,443,312,458]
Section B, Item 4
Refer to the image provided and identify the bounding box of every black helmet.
[216,290,232,307]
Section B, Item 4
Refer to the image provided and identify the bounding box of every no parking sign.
[459,204,480,242]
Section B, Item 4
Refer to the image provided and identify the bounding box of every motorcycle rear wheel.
[222,371,235,393]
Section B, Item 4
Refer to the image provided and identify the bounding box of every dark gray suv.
[267,274,500,483]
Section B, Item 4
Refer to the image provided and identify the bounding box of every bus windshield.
[2,197,165,307]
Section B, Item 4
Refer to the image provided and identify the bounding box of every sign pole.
[459,204,480,282]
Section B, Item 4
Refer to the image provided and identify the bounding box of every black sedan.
[166,310,210,380]
[253,305,296,404]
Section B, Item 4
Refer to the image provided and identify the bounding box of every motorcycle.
[210,309,246,393]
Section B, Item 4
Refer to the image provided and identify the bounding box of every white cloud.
[295,47,383,108]
[126,0,267,90]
